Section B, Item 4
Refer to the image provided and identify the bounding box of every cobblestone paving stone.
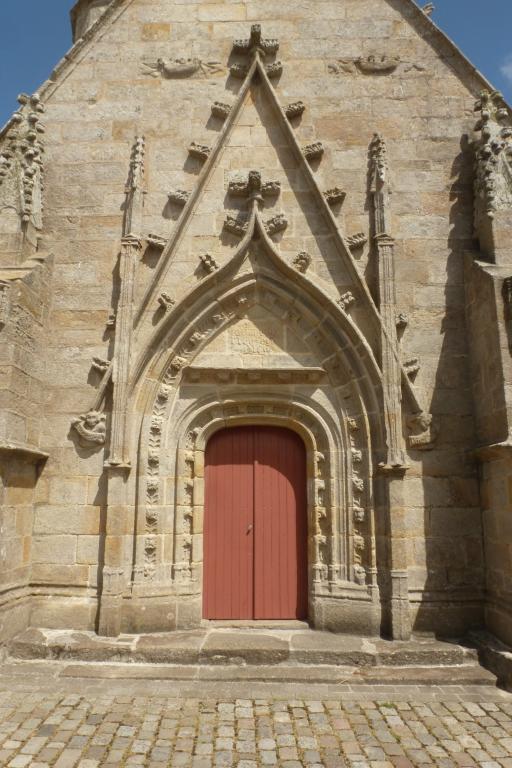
[1,680,512,767]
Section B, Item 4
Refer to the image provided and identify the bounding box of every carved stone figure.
[356,55,401,74]
[142,58,223,79]
[72,411,107,446]
[265,214,288,235]
[407,412,438,450]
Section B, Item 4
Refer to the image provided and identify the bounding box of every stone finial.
[370,133,388,188]
[474,90,512,224]
[228,171,280,205]
[126,136,145,192]
[0,92,45,228]
[0,281,11,327]
[72,410,107,446]
[233,25,279,58]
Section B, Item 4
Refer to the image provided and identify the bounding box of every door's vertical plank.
[203,427,254,619]
[254,427,307,620]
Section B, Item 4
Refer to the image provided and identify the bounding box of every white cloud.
[501,55,512,84]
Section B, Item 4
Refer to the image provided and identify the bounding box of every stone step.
[9,627,482,669]
[52,662,497,686]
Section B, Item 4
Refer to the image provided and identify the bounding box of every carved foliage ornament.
[0,281,11,327]
[474,90,512,222]
[0,92,45,228]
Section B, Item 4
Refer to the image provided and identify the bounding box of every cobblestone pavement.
[0,665,512,767]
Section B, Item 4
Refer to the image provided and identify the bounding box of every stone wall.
[0,0,505,638]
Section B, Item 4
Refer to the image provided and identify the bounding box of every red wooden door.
[203,426,308,620]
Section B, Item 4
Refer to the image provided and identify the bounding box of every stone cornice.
[0,442,49,464]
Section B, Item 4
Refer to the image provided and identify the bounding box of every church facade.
[1,0,512,646]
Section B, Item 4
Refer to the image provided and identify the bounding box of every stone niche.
[70,0,111,42]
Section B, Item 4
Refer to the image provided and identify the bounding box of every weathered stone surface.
[0,0,511,650]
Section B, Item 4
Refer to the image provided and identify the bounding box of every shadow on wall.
[412,135,485,638]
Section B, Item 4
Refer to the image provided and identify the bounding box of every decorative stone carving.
[354,565,367,586]
[354,505,366,523]
[158,293,175,310]
[329,56,400,75]
[293,252,311,273]
[338,292,356,312]
[142,58,223,78]
[265,214,288,235]
[0,281,11,327]
[106,312,116,329]
[228,171,280,204]
[474,90,512,226]
[188,142,211,162]
[200,253,219,274]
[303,142,324,161]
[347,232,368,250]
[91,357,110,374]
[404,357,420,380]
[356,55,400,74]
[422,3,435,16]
[285,101,306,119]
[211,102,231,120]
[233,25,279,57]
[396,313,409,331]
[324,187,346,206]
[0,92,45,229]
[72,411,107,446]
[407,412,438,450]
[265,62,283,79]
[168,189,190,206]
[224,215,248,237]
[230,63,249,79]
[145,233,167,250]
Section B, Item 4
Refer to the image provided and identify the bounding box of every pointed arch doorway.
[203,425,308,621]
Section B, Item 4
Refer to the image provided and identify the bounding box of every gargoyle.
[72,410,106,446]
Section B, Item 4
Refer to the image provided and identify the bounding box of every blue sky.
[1,0,511,126]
